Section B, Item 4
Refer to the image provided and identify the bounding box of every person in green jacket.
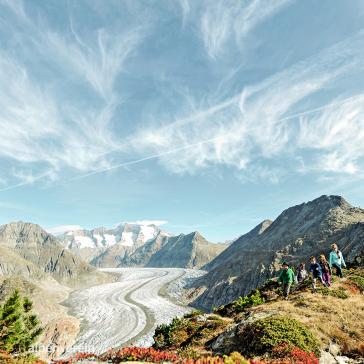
[278,262,295,299]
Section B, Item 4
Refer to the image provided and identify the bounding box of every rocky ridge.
[191,195,364,310]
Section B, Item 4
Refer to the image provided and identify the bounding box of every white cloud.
[199,0,292,59]
[46,225,83,235]
[127,220,168,226]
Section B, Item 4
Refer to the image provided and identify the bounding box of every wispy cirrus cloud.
[0,53,120,177]
[198,0,293,59]
[46,26,143,99]
[0,0,144,189]
[128,31,364,180]
[298,94,364,175]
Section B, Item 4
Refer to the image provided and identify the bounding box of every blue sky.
[1,0,364,242]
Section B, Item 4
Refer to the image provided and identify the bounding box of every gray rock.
[320,351,337,364]
[196,315,208,322]
[329,343,341,357]
[336,356,354,364]
[211,324,239,355]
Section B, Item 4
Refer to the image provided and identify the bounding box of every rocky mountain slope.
[116,231,171,267]
[0,221,119,359]
[191,195,364,310]
[0,221,114,288]
[145,232,228,269]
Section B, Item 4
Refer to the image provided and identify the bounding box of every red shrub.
[270,343,319,364]
[289,347,319,364]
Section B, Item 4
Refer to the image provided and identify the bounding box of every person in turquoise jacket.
[329,243,346,278]
[278,262,295,299]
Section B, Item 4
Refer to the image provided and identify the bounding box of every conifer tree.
[0,289,43,354]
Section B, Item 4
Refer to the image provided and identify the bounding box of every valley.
[0,195,363,363]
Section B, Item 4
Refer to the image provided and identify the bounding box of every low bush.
[153,313,229,352]
[239,315,320,357]
[316,287,349,299]
[348,275,364,292]
[153,317,194,349]
[52,347,179,364]
[215,290,265,316]
[271,343,319,364]
[233,290,265,313]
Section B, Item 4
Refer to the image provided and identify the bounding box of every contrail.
[0,173,48,192]
[71,137,221,180]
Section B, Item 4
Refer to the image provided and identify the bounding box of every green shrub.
[239,315,320,357]
[233,290,265,313]
[153,316,202,350]
[317,287,349,299]
[348,275,364,292]
[215,290,265,316]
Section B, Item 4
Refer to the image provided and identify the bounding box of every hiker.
[329,243,346,278]
[278,262,295,299]
[295,263,308,284]
[309,256,326,292]
[319,254,332,287]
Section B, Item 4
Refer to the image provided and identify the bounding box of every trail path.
[65,268,195,354]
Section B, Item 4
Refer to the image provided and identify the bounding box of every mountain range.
[57,223,227,269]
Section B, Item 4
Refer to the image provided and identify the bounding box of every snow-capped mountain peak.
[59,222,162,258]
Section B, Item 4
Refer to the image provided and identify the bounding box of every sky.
[1,0,364,242]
